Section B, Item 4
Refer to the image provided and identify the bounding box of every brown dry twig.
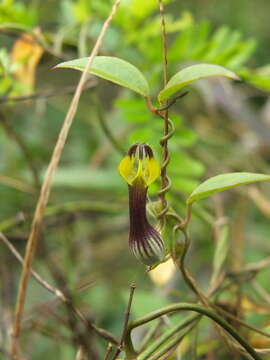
[111,282,136,360]
[103,343,113,360]
[0,232,118,345]
[11,0,122,357]
[0,79,96,104]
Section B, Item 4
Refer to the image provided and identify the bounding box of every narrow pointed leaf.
[187,172,270,204]
[158,63,239,102]
[55,56,150,96]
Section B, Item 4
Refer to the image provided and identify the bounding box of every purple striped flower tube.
[118,143,165,265]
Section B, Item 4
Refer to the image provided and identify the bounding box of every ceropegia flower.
[118,143,165,265]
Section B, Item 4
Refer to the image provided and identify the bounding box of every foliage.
[0,1,270,359]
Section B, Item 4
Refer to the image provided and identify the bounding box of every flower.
[118,143,165,265]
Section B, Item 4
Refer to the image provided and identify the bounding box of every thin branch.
[0,174,34,193]
[103,343,113,360]
[112,282,136,360]
[75,346,86,360]
[69,304,119,345]
[251,280,270,305]
[0,232,119,345]
[156,91,189,111]
[211,303,270,339]
[228,256,270,276]
[0,232,65,299]
[0,80,96,104]
[11,1,122,356]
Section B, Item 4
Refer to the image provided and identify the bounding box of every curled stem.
[125,303,261,360]
[157,0,171,222]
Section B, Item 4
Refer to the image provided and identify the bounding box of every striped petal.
[119,143,164,266]
[128,177,165,266]
[130,226,165,266]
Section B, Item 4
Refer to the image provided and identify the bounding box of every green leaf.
[158,63,239,102]
[187,172,270,204]
[55,56,150,96]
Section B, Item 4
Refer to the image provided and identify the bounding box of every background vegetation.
[0,0,270,359]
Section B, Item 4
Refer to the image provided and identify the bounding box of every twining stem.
[125,303,262,360]
[157,0,171,218]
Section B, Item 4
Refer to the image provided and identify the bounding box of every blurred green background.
[0,0,270,359]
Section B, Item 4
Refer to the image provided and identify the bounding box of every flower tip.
[118,143,160,186]
[130,228,165,266]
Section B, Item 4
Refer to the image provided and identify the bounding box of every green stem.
[125,303,261,360]
[138,314,200,360]
[140,321,197,360]
[173,228,207,304]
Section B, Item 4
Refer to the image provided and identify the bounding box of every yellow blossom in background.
[11,28,43,90]
[148,258,175,286]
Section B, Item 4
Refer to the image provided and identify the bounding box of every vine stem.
[173,226,257,357]
[173,227,208,303]
[138,314,200,360]
[157,0,171,220]
[125,303,262,360]
[10,0,122,357]
[140,321,197,360]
